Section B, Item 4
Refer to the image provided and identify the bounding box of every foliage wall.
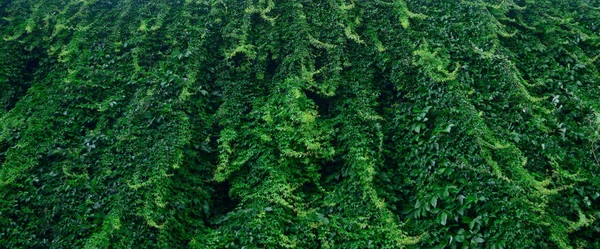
[1,0,600,248]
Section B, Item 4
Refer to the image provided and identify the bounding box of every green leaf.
[469,219,476,230]
[440,212,448,225]
[444,124,455,133]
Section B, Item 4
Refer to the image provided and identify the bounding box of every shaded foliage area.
[1,0,600,248]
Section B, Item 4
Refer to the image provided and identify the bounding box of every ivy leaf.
[473,237,485,244]
[440,212,448,225]
[444,124,455,133]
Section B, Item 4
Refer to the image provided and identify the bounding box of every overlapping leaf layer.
[1,0,600,248]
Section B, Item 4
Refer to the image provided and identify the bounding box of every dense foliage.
[1,0,600,248]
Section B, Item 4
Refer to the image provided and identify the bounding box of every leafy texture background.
[1,0,600,248]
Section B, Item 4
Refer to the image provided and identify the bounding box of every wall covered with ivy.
[1,0,600,248]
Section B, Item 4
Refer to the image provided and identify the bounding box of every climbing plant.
[1,0,599,248]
